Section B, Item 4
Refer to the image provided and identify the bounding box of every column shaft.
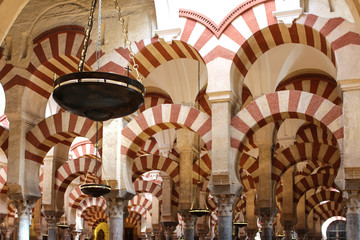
[106,198,128,240]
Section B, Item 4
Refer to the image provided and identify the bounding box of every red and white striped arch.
[129,205,147,218]
[0,26,97,100]
[117,39,204,80]
[87,212,108,227]
[192,153,211,186]
[125,211,142,225]
[132,155,179,185]
[231,90,343,154]
[122,104,212,160]
[0,126,8,157]
[272,142,340,183]
[129,195,152,213]
[276,73,341,106]
[239,153,258,183]
[312,201,344,221]
[179,0,360,81]
[55,157,101,192]
[139,92,173,113]
[0,167,7,194]
[295,123,337,146]
[240,170,256,192]
[69,140,96,160]
[76,197,107,218]
[134,179,162,202]
[294,173,336,202]
[69,186,86,209]
[25,112,99,164]
[306,190,342,214]
[295,160,338,179]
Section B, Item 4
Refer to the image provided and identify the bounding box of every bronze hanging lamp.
[189,62,210,218]
[56,217,70,229]
[80,121,111,197]
[52,0,145,121]
[233,210,248,228]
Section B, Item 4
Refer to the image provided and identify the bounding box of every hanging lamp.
[52,0,145,122]
[233,210,248,228]
[80,121,111,197]
[189,62,210,218]
[56,217,70,229]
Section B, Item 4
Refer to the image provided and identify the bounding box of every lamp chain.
[113,0,143,84]
[78,0,97,72]
[96,0,102,71]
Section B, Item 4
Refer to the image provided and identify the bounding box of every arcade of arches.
[1,0,360,239]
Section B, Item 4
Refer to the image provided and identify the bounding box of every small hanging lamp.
[189,62,210,218]
[56,217,70,229]
[233,210,248,228]
[52,0,145,122]
[80,121,111,197]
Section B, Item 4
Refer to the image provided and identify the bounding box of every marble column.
[214,194,238,240]
[44,214,58,240]
[13,200,35,240]
[162,222,177,240]
[343,191,360,240]
[106,198,128,240]
[179,210,196,240]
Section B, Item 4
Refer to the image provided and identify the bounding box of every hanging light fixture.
[233,209,248,228]
[56,217,70,229]
[52,0,145,122]
[189,61,210,218]
[80,121,111,197]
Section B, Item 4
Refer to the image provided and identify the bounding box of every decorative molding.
[345,167,360,179]
[154,28,182,44]
[179,0,267,38]
[33,25,85,44]
[272,8,303,27]
[338,79,360,92]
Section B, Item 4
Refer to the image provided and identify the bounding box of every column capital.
[12,199,35,218]
[260,214,274,229]
[178,209,197,229]
[343,190,360,214]
[42,210,63,230]
[106,198,129,218]
[212,194,238,217]
[161,222,177,239]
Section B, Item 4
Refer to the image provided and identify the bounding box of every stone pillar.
[260,215,273,240]
[162,222,177,240]
[213,194,238,240]
[43,211,62,240]
[178,210,196,240]
[106,198,128,240]
[13,200,35,240]
[280,166,296,240]
[343,191,360,240]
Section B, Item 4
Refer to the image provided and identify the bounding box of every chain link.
[78,0,97,72]
[113,0,143,83]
